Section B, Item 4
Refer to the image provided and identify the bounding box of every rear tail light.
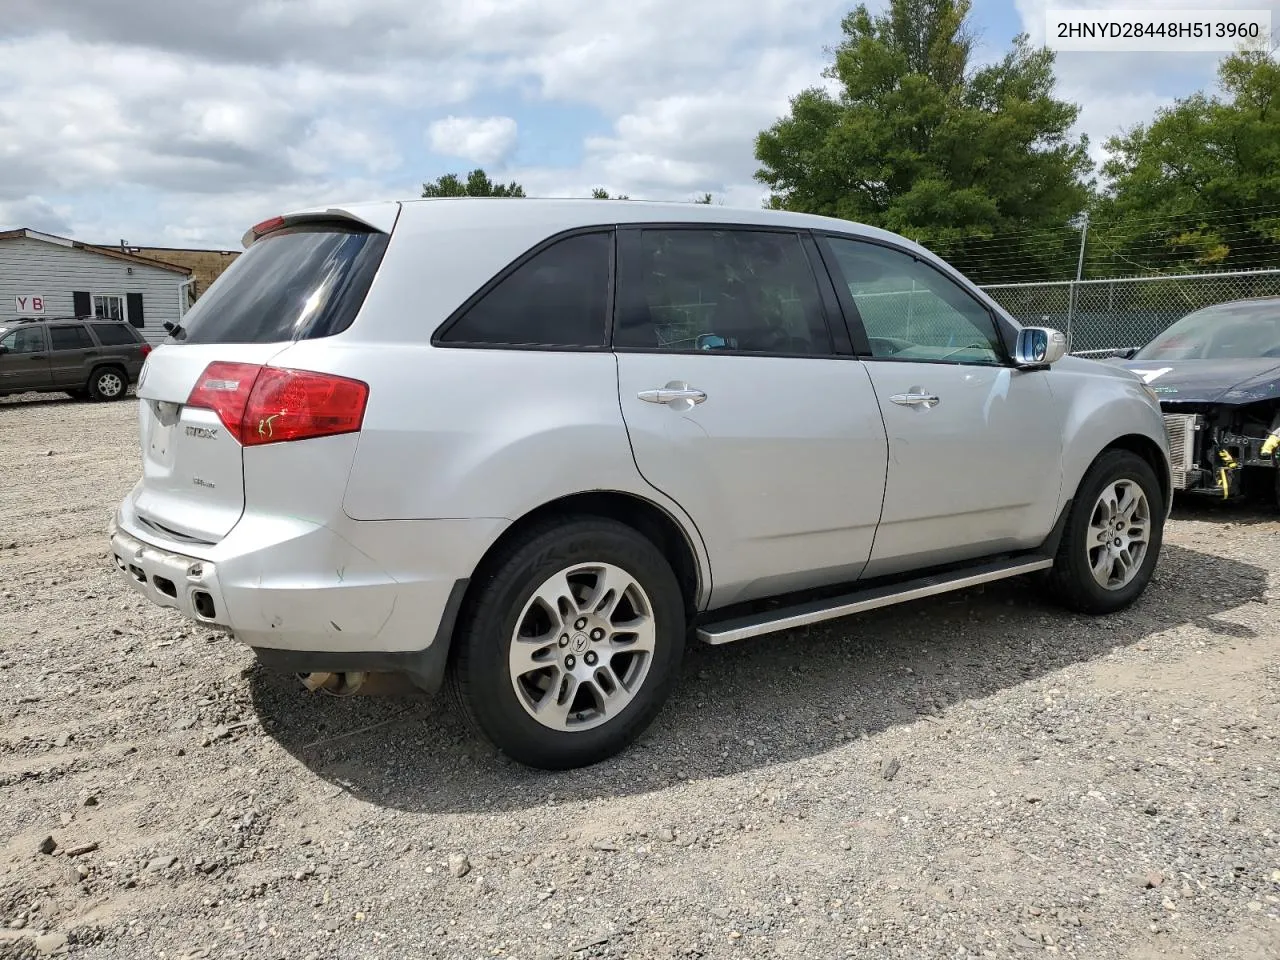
[185,362,368,446]
[139,344,153,359]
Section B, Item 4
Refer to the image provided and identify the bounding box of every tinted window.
[90,323,139,346]
[0,327,45,354]
[440,232,612,347]
[615,229,831,354]
[825,238,1004,365]
[177,223,389,344]
[49,325,93,350]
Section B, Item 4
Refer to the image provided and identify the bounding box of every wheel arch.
[86,361,128,390]
[1098,432,1172,512]
[465,490,708,623]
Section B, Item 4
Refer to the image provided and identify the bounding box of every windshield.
[1133,300,1280,361]
[176,222,389,345]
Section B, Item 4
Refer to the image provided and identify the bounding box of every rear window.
[49,325,94,350]
[90,322,140,346]
[175,223,390,344]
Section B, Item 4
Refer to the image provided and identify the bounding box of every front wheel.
[448,517,686,770]
[1045,449,1165,614]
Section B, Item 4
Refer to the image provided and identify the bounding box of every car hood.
[1112,357,1280,405]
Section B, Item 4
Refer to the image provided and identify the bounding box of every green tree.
[754,0,1092,283]
[591,188,631,199]
[422,169,526,198]
[694,193,714,204]
[1091,46,1280,274]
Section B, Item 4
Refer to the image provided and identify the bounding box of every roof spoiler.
[240,202,402,248]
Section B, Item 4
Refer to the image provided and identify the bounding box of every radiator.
[1163,413,1200,490]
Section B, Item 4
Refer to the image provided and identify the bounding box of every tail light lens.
[139,344,153,359]
[186,362,368,446]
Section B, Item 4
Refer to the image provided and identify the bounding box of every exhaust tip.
[298,671,368,697]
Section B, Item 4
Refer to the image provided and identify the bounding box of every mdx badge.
[185,425,218,439]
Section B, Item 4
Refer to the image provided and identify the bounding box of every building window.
[93,295,125,321]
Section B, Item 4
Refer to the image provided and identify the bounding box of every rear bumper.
[108,506,508,690]
[110,522,231,629]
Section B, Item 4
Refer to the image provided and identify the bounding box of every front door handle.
[889,390,940,409]
[638,382,707,406]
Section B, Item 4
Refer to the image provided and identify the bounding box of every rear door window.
[613,228,832,354]
[176,223,390,344]
[90,323,139,346]
[49,325,94,350]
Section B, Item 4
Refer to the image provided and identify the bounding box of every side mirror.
[1014,326,1067,367]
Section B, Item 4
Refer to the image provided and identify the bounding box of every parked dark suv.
[0,316,151,401]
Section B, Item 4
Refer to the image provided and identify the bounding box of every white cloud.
[1,0,857,243]
[0,197,74,236]
[427,116,519,165]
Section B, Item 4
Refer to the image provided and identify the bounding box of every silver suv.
[109,199,1172,769]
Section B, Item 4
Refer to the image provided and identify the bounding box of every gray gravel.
[2,392,1279,959]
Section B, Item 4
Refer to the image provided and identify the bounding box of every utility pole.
[1066,211,1089,351]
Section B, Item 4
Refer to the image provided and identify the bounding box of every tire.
[1046,449,1165,614]
[448,516,686,770]
[87,367,127,401]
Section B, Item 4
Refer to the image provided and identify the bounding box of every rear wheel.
[87,367,127,401]
[448,517,686,770]
[1046,449,1164,614]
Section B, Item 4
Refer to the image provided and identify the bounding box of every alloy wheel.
[508,562,656,732]
[1086,478,1150,590]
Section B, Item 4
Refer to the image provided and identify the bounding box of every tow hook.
[298,671,369,696]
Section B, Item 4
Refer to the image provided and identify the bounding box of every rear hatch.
[130,211,394,544]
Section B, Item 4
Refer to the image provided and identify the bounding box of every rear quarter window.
[176,223,390,345]
[90,323,140,346]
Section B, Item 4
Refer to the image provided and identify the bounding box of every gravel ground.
[1,392,1278,960]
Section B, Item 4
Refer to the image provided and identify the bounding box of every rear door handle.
[638,384,707,405]
[889,390,940,409]
[84,350,99,357]
[29,354,47,361]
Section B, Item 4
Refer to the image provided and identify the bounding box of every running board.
[695,555,1055,645]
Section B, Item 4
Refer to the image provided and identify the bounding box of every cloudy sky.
[1,0,1273,248]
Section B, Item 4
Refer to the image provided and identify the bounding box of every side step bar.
[696,555,1055,645]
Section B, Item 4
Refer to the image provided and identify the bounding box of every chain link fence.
[981,269,1280,356]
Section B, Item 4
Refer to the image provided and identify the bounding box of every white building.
[0,228,193,344]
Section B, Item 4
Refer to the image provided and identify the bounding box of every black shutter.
[126,293,144,329]
[73,291,91,317]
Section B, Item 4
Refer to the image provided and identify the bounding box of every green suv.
[0,316,152,401]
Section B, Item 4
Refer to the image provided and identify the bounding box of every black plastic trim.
[250,577,470,695]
